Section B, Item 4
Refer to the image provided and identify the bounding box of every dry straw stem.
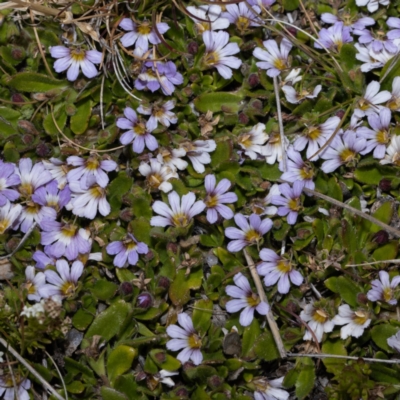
[348,259,400,267]
[243,249,287,358]
[292,184,400,239]
[0,337,66,400]
[287,352,400,364]
[0,222,37,260]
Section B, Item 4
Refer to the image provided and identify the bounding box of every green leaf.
[339,44,358,71]
[324,276,361,307]
[370,201,394,233]
[241,319,261,359]
[169,268,203,306]
[373,241,398,261]
[211,140,233,167]
[321,340,347,373]
[149,349,181,371]
[43,108,67,136]
[6,72,67,92]
[354,166,382,185]
[327,177,343,202]
[192,298,213,334]
[130,217,151,245]
[85,300,131,341]
[70,99,93,135]
[295,363,315,400]
[100,387,128,400]
[254,330,280,362]
[371,324,399,352]
[107,172,132,211]
[282,0,299,11]
[90,279,118,301]
[107,345,137,386]
[193,92,242,113]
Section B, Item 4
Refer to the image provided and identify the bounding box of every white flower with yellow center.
[24,266,46,302]
[139,158,178,193]
[300,304,336,342]
[0,202,22,235]
[238,123,269,160]
[263,131,289,165]
[354,80,391,118]
[367,270,400,305]
[380,135,400,166]
[333,304,371,339]
[186,5,229,33]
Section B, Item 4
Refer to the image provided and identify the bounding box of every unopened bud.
[373,230,389,245]
[187,42,198,55]
[248,73,259,87]
[137,292,153,309]
[379,178,392,192]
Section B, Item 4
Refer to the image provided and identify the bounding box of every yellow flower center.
[25,281,36,295]
[61,224,78,238]
[90,186,105,199]
[197,22,211,34]
[134,122,146,136]
[126,241,137,251]
[353,310,369,325]
[313,309,328,324]
[19,183,33,198]
[61,281,76,297]
[205,194,219,208]
[245,229,261,243]
[247,292,261,307]
[340,148,356,163]
[376,129,389,144]
[86,157,100,171]
[26,202,40,215]
[268,132,281,145]
[236,16,250,32]
[137,22,152,35]
[172,213,189,228]
[187,333,202,349]
[148,173,162,189]
[383,287,393,303]
[238,134,253,149]
[70,49,86,62]
[300,164,314,180]
[204,51,220,66]
[0,219,10,234]
[358,99,370,111]
[392,152,400,166]
[288,197,301,211]
[273,58,286,71]
[388,98,400,111]
[307,127,321,141]
[276,260,292,274]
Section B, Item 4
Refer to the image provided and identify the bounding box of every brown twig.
[243,249,287,358]
[287,352,400,364]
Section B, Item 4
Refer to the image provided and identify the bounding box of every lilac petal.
[191,349,203,365]
[215,204,233,220]
[277,273,290,294]
[226,285,247,299]
[289,270,303,286]
[206,208,218,223]
[166,338,189,351]
[80,60,98,79]
[239,306,255,326]
[234,213,250,231]
[255,301,269,315]
[227,239,247,252]
[67,62,80,81]
[107,241,125,255]
[167,325,189,339]
[178,313,195,333]
[205,174,216,194]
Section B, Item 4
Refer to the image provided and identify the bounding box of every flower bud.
[137,292,153,309]
[379,178,392,192]
[119,282,133,296]
[158,276,170,290]
[373,230,389,245]
[238,113,249,124]
[11,93,24,103]
[248,73,259,87]
[188,41,198,55]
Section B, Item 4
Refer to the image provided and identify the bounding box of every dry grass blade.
[287,352,400,364]
[243,249,287,358]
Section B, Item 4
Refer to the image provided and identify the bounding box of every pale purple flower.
[358,107,391,159]
[106,234,148,268]
[204,174,237,223]
[260,184,280,216]
[238,123,269,160]
[0,377,31,400]
[39,219,91,261]
[119,19,169,51]
[387,17,400,42]
[33,250,56,269]
[354,28,398,53]
[17,203,56,233]
[387,331,400,352]
[314,22,352,52]
[16,158,53,200]
[355,43,396,72]
[253,376,290,400]
[0,160,20,206]
[166,313,203,365]
[354,80,392,118]
[294,116,341,161]
[321,12,374,31]
[150,191,205,228]
[367,270,400,305]
[257,249,303,294]
[50,46,102,81]
[42,158,68,189]
[271,181,304,225]
[202,30,242,79]
[41,259,84,299]
[186,5,230,33]
[31,180,70,212]
[137,100,177,131]
[321,132,366,173]
[253,38,292,77]
[280,147,315,190]
[66,177,110,219]
[248,0,275,8]
[179,140,216,173]
[380,135,400,166]
[300,304,336,342]
[139,158,178,193]
[135,61,183,96]
[67,155,117,189]
[282,84,322,104]
[356,0,389,13]
[264,131,289,164]
[225,213,273,252]
[117,107,158,153]
[0,202,22,234]
[222,3,261,32]
[225,272,269,326]
[332,304,371,339]
[24,266,46,302]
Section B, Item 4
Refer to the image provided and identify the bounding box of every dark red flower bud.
[158,276,170,290]
[373,230,389,245]
[188,41,198,55]
[11,93,24,103]
[119,282,133,296]
[336,110,345,119]
[238,113,249,124]
[137,292,153,309]
[379,178,392,192]
[248,73,260,87]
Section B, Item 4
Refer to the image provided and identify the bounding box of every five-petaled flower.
[106,234,149,268]
[367,270,400,305]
